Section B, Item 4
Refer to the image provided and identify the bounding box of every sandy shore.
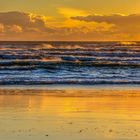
[0,85,140,140]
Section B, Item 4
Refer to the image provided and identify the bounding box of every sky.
[0,0,140,41]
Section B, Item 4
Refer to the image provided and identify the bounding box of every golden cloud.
[7,25,22,33]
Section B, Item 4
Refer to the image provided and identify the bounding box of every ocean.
[0,41,140,85]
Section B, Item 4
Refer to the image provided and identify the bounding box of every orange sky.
[0,0,140,41]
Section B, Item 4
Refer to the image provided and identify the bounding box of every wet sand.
[0,86,140,140]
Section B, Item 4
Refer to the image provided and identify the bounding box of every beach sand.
[0,85,140,140]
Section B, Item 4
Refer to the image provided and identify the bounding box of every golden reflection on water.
[0,87,140,140]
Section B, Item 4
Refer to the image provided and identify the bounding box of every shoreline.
[0,84,140,89]
[0,84,140,97]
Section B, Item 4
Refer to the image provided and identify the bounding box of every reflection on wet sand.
[0,87,140,140]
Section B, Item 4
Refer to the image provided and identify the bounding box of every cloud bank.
[71,14,140,40]
[0,11,140,40]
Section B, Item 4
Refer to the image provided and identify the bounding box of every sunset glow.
[0,1,140,140]
[1,0,140,40]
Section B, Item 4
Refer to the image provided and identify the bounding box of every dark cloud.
[71,14,140,25]
[0,11,54,34]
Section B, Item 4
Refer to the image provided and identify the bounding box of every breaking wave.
[0,41,140,85]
